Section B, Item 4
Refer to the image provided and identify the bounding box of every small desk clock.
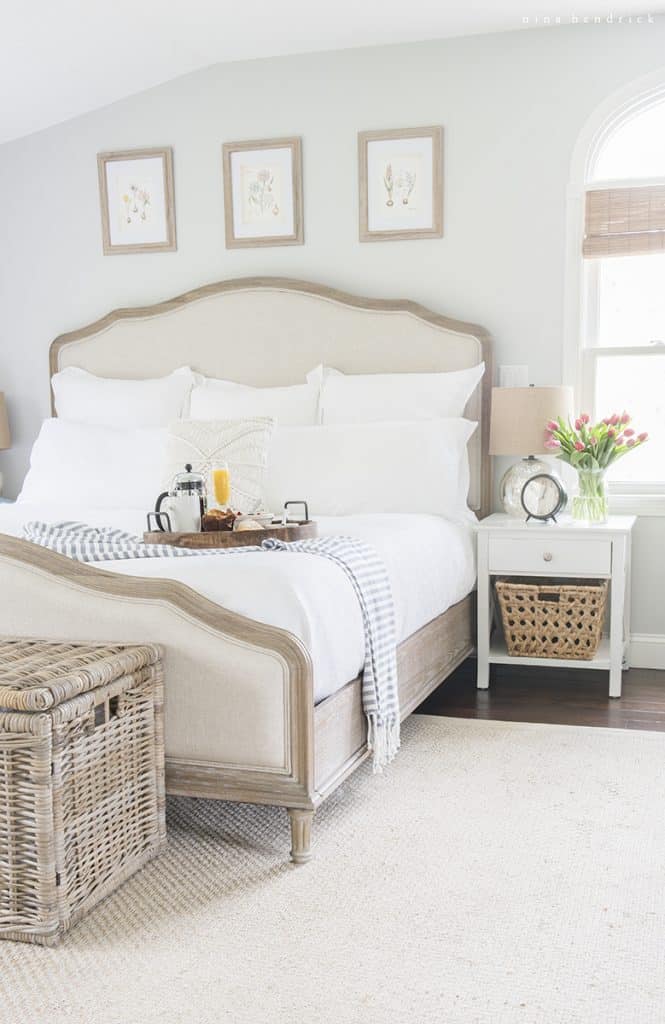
[520,473,567,523]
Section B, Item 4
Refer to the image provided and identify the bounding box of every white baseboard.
[630,635,665,671]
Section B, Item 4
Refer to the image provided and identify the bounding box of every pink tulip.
[615,434,624,445]
[546,420,559,432]
[623,427,635,437]
[544,438,561,449]
[580,413,590,424]
[638,432,649,442]
[574,441,585,451]
[590,435,598,446]
[620,411,630,424]
[610,414,620,426]
[574,418,582,431]
[626,438,636,447]
[607,427,616,438]
[602,417,611,425]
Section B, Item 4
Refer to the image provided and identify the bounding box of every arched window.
[580,93,665,493]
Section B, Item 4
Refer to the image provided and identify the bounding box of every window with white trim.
[582,96,665,493]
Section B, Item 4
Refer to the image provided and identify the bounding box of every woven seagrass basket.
[0,641,166,945]
[495,578,609,660]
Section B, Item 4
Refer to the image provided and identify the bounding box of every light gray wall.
[1,22,664,638]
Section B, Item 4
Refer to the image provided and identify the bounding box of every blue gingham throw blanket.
[24,521,400,770]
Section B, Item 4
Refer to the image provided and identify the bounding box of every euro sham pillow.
[51,366,197,428]
[307,362,484,425]
[17,419,168,510]
[164,418,275,514]
[262,418,477,520]
[189,377,319,426]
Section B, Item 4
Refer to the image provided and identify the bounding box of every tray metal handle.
[281,501,309,525]
[147,511,172,533]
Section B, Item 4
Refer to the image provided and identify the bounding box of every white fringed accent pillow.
[164,418,275,514]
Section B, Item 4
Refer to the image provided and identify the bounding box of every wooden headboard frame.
[49,277,493,517]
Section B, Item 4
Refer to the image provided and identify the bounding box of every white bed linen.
[0,504,476,704]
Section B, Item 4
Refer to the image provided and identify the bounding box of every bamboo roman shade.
[584,185,665,258]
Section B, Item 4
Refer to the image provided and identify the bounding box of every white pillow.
[308,363,484,425]
[52,366,197,427]
[18,419,168,509]
[262,418,477,519]
[190,377,319,426]
[164,418,275,514]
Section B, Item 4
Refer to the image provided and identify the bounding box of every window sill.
[608,493,665,517]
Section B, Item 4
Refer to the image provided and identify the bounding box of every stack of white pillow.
[19,361,484,520]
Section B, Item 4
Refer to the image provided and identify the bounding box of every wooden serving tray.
[144,521,318,549]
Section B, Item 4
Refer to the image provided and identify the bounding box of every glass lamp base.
[499,458,550,518]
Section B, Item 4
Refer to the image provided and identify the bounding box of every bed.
[0,277,492,862]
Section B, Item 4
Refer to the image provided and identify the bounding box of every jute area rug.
[1,715,664,1024]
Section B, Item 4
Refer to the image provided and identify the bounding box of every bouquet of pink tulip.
[544,411,648,470]
[544,411,648,522]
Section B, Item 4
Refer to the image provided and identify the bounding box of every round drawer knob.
[543,551,553,562]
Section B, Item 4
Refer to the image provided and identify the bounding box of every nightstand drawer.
[487,536,612,576]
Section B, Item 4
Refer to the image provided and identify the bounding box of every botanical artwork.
[382,155,422,212]
[241,165,282,222]
[360,128,442,241]
[223,138,303,248]
[120,183,152,228]
[98,148,175,254]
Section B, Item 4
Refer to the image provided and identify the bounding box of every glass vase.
[572,468,608,524]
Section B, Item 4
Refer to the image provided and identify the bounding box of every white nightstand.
[477,513,636,698]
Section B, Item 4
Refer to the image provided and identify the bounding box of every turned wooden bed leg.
[288,808,314,864]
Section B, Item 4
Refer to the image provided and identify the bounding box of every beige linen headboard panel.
[50,277,492,516]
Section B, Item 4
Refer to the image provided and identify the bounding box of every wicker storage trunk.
[495,578,609,661]
[0,641,166,945]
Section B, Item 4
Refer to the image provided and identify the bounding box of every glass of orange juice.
[211,462,231,509]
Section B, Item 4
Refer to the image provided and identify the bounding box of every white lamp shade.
[489,386,574,456]
[0,394,10,451]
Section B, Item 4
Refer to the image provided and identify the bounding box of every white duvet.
[0,504,476,703]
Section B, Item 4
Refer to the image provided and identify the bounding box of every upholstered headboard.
[50,277,492,516]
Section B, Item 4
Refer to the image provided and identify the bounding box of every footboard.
[0,536,315,812]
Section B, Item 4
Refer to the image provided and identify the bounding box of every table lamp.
[489,385,574,516]
[0,393,11,496]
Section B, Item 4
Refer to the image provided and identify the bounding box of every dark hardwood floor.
[416,658,665,732]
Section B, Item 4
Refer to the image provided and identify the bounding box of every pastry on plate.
[202,508,237,532]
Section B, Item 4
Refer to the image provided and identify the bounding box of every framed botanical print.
[97,147,176,255]
[358,126,443,242]
[222,137,303,248]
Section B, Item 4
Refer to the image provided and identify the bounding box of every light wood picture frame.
[222,137,303,249]
[358,126,443,242]
[97,147,176,255]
